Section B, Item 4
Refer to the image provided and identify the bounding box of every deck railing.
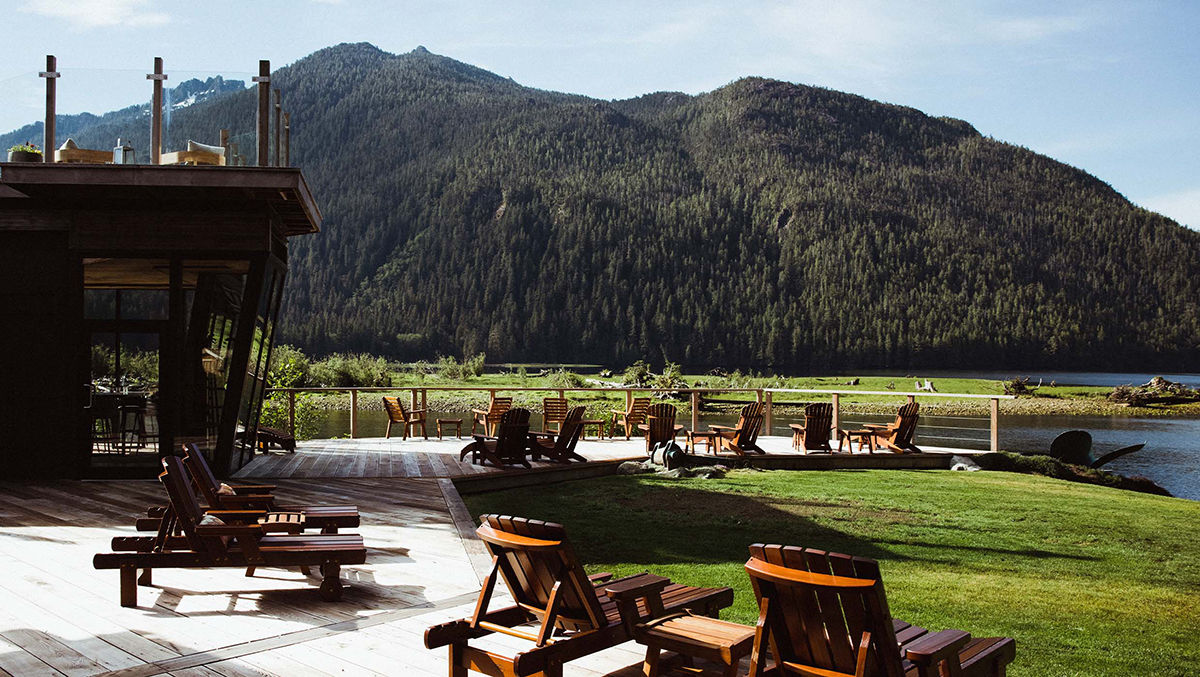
[265,386,1014,451]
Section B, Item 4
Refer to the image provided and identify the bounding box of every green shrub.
[259,392,321,440]
[310,353,392,387]
[621,360,652,387]
[547,368,584,388]
[268,344,311,388]
[464,352,487,378]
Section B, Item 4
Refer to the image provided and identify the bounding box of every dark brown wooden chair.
[383,395,428,439]
[473,396,513,436]
[611,397,651,439]
[529,406,586,463]
[542,397,569,434]
[424,515,733,677]
[713,401,766,455]
[745,544,1015,677]
[94,456,366,607]
[863,402,921,453]
[256,425,296,453]
[790,402,834,453]
[638,403,683,452]
[460,408,532,468]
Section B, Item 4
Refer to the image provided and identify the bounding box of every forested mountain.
[10,43,1200,370]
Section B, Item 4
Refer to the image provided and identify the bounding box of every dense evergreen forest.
[8,43,1200,370]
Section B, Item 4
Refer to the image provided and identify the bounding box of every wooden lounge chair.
[94,456,366,607]
[529,406,586,463]
[611,397,651,440]
[790,402,834,453]
[744,544,1015,677]
[861,402,921,453]
[542,397,569,433]
[712,401,766,455]
[638,403,683,452]
[424,515,734,677]
[460,408,532,468]
[256,425,296,453]
[473,396,513,436]
[383,395,428,439]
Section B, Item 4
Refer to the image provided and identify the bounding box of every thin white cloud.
[1139,188,1200,230]
[989,14,1092,42]
[18,0,169,31]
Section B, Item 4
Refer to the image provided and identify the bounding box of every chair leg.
[449,643,468,677]
[119,565,137,607]
[385,421,392,439]
[643,646,661,677]
[246,566,257,577]
[138,568,152,586]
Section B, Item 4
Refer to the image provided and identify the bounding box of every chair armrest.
[205,509,269,523]
[861,424,889,431]
[588,572,614,583]
[611,410,628,417]
[708,424,736,433]
[904,629,971,666]
[231,484,275,494]
[529,431,555,440]
[410,409,427,416]
[472,409,489,416]
[472,435,497,443]
[603,574,670,602]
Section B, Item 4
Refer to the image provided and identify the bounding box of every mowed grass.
[465,469,1200,677]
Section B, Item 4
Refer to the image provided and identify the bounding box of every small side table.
[635,613,755,677]
[437,418,464,439]
[838,428,875,453]
[581,419,607,439]
[686,430,719,454]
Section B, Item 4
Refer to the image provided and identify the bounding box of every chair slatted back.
[543,398,569,431]
[626,397,651,425]
[160,456,227,560]
[802,403,834,450]
[382,396,409,423]
[892,402,920,447]
[494,408,532,463]
[645,403,677,447]
[182,444,224,509]
[746,544,904,677]
[553,407,586,457]
[733,401,766,448]
[478,515,608,633]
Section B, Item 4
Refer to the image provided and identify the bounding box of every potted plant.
[7,142,44,163]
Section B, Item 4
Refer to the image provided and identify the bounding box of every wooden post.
[282,112,290,166]
[990,398,999,452]
[421,388,427,413]
[832,393,840,432]
[149,57,164,164]
[349,390,358,439]
[906,394,915,404]
[764,391,773,436]
[411,388,418,411]
[558,389,565,400]
[219,129,229,164]
[489,389,496,405]
[272,89,281,166]
[255,60,270,166]
[690,391,700,431]
[41,55,57,163]
[287,390,296,435]
[625,390,633,412]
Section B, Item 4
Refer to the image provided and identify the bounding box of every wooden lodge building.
[0,57,320,480]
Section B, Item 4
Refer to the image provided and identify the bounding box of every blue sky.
[3,0,1197,228]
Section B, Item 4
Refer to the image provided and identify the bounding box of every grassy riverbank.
[464,469,1200,677]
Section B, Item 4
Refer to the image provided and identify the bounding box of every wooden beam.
[282,112,290,167]
[990,398,1000,452]
[273,89,281,167]
[256,60,270,167]
[41,55,57,164]
[150,57,164,165]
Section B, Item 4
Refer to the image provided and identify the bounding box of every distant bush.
[547,369,584,388]
[436,353,486,380]
[310,353,393,387]
[653,361,686,390]
[621,360,653,387]
[260,392,321,440]
[268,344,311,388]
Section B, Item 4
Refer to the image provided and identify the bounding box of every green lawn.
[464,470,1200,677]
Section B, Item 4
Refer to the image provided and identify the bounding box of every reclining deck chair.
[790,402,834,453]
[611,397,651,440]
[745,544,1015,677]
[425,515,733,677]
[638,403,683,452]
[383,395,428,439]
[863,402,922,453]
[713,401,767,455]
[473,397,513,436]
[529,406,587,463]
[460,408,532,468]
[138,445,359,535]
[94,457,366,607]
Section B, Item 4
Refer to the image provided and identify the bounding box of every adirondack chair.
[638,402,683,452]
[862,402,921,453]
[744,544,1015,677]
[529,406,587,463]
[542,397,569,433]
[712,401,767,455]
[424,515,734,677]
[790,402,834,453]
[382,395,428,439]
[611,397,651,440]
[460,408,532,468]
[473,396,513,436]
[94,456,367,607]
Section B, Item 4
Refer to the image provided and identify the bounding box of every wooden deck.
[0,477,695,677]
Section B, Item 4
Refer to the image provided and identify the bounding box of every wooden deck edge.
[743,452,953,470]
[450,457,639,495]
[437,478,494,585]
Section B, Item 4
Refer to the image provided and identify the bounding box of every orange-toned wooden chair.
[461,408,532,468]
[638,402,684,452]
[542,397,569,433]
[712,401,766,455]
[862,402,921,453]
[790,402,834,452]
[744,543,1015,677]
[529,406,586,463]
[611,397,651,439]
[383,395,428,439]
[473,397,513,436]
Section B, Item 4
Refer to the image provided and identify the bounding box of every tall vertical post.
[41,55,58,163]
[288,390,296,435]
[990,398,999,452]
[149,57,164,164]
[764,391,773,436]
[690,390,699,431]
[282,112,290,166]
[219,129,229,165]
[906,394,915,404]
[272,89,281,166]
[350,389,358,439]
[411,388,418,411]
[255,60,270,166]
[832,393,840,432]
